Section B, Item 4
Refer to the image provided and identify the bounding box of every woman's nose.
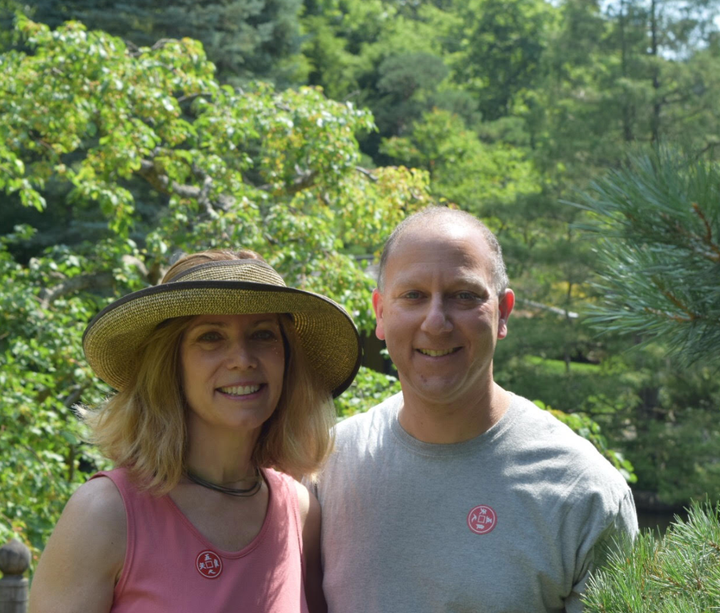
[224,339,257,370]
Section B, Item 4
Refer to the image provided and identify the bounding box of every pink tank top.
[92,468,309,613]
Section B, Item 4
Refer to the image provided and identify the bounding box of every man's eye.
[457,292,477,300]
[403,291,422,299]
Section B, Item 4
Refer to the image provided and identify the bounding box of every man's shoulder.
[334,391,402,445]
[312,393,402,494]
[508,394,630,492]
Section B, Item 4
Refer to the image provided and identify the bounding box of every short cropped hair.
[83,249,335,494]
[377,206,509,295]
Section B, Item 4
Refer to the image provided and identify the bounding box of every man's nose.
[420,296,453,334]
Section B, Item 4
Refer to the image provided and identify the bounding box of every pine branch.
[691,203,720,262]
[571,146,720,365]
[584,501,720,611]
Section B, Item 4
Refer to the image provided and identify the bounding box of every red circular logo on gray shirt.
[196,550,223,579]
[467,505,497,535]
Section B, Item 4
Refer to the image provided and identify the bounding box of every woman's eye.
[252,329,278,341]
[197,331,222,342]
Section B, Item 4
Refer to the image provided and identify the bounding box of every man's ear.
[497,289,515,340]
[372,288,386,341]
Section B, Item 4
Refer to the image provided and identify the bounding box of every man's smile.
[416,348,461,357]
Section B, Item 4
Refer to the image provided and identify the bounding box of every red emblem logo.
[195,550,223,579]
[467,505,497,535]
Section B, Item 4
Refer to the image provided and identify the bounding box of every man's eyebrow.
[455,277,491,291]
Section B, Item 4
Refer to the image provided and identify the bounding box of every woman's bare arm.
[29,476,126,613]
[295,481,327,613]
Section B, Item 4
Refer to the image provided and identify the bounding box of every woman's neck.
[185,424,259,484]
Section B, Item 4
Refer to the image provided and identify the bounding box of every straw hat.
[83,259,362,397]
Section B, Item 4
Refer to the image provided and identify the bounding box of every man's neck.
[397,383,511,444]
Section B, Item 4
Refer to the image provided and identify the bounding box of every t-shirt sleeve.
[565,487,639,612]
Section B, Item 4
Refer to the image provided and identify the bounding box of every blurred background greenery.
[2,4,720,593]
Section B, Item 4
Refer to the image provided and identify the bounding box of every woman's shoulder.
[69,475,128,540]
[263,469,313,526]
[28,476,127,612]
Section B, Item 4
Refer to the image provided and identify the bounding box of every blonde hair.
[83,250,335,494]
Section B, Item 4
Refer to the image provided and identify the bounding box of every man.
[312,206,638,612]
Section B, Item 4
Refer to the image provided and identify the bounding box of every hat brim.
[83,281,362,398]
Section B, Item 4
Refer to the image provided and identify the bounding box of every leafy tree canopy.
[0,15,636,561]
[0,15,433,554]
[24,0,306,85]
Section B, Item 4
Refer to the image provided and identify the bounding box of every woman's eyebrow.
[188,317,278,332]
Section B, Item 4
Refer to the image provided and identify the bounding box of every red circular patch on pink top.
[467,505,497,535]
[196,550,223,579]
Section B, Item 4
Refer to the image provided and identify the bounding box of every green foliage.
[27,0,306,84]
[334,366,401,419]
[0,17,432,557]
[0,229,110,555]
[381,108,541,211]
[583,500,720,611]
[573,146,720,365]
[630,408,720,505]
[450,0,554,121]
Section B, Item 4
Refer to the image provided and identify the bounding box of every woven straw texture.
[172,260,287,286]
[83,261,361,397]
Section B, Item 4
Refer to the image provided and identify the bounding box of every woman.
[29,249,361,613]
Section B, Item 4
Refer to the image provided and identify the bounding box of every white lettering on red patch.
[467,505,497,535]
[196,550,223,579]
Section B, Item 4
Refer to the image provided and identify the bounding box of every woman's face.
[180,313,285,438]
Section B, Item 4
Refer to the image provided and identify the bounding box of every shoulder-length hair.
[83,250,335,495]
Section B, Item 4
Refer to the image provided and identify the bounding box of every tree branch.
[691,202,720,262]
[355,166,378,183]
[137,159,234,214]
[36,256,150,309]
[257,166,318,195]
[37,272,115,309]
[651,276,699,321]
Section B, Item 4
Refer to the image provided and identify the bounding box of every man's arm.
[565,488,638,612]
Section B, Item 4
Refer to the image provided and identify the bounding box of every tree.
[0,15,433,555]
[574,146,720,363]
[584,501,720,610]
[0,14,647,567]
[449,0,555,122]
[26,0,306,84]
[576,146,720,608]
[380,108,540,209]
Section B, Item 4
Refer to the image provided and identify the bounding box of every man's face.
[372,222,514,408]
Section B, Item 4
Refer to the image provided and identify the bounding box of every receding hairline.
[377,207,508,294]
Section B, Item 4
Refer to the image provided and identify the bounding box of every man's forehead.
[390,223,492,263]
[384,225,494,284]
[391,266,491,289]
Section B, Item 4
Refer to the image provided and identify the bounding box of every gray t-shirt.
[312,392,638,613]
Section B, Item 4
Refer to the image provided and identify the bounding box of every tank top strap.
[263,469,305,569]
[89,467,148,598]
